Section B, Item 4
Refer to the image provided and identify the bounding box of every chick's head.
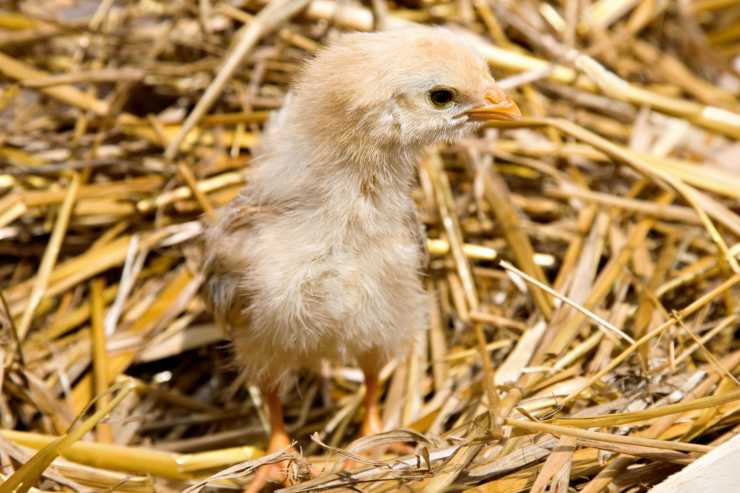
[290,27,521,150]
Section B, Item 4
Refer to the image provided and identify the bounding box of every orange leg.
[339,368,383,471]
[356,367,413,456]
[244,389,294,493]
[360,368,383,437]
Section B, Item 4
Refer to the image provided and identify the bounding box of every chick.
[202,26,520,491]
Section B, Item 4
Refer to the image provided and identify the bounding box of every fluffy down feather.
[203,26,508,391]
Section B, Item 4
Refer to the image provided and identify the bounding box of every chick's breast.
[273,208,423,334]
[203,195,426,388]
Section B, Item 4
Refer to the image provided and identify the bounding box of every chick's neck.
[260,107,423,211]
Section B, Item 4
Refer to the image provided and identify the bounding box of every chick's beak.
[465,87,521,122]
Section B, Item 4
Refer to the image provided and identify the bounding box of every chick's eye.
[428,88,455,108]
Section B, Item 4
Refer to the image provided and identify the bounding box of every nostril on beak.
[484,86,507,105]
[465,86,522,122]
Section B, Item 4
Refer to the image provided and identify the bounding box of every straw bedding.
[0,1,739,492]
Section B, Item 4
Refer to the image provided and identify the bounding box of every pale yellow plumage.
[202,26,520,492]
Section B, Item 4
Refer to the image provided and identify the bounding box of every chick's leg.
[356,358,413,455]
[244,389,294,493]
[360,367,382,436]
[335,366,381,472]
[264,388,292,452]
[338,367,387,471]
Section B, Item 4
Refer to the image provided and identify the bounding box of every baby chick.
[202,26,520,491]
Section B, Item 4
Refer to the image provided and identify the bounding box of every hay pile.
[1,0,739,491]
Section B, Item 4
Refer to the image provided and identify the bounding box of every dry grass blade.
[0,379,136,493]
[538,117,738,272]
[422,153,504,432]
[1,429,262,480]
[16,173,79,339]
[164,0,312,159]
[506,418,711,454]
[562,274,740,405]
[182,448,295,493]
[70,268,198,413]
[483,167,554,319]
[500,260,635,344]
[551,389,740,428]
[529,435,576,493]
[0,52,109,115]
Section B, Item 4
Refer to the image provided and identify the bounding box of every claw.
[244,389,299,492]
[244,460,291,493]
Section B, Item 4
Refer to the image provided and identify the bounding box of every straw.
[2,1,739,491]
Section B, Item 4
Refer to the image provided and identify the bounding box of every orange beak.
[465,87,521,122]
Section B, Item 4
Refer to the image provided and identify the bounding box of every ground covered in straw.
[1,1,739,492]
